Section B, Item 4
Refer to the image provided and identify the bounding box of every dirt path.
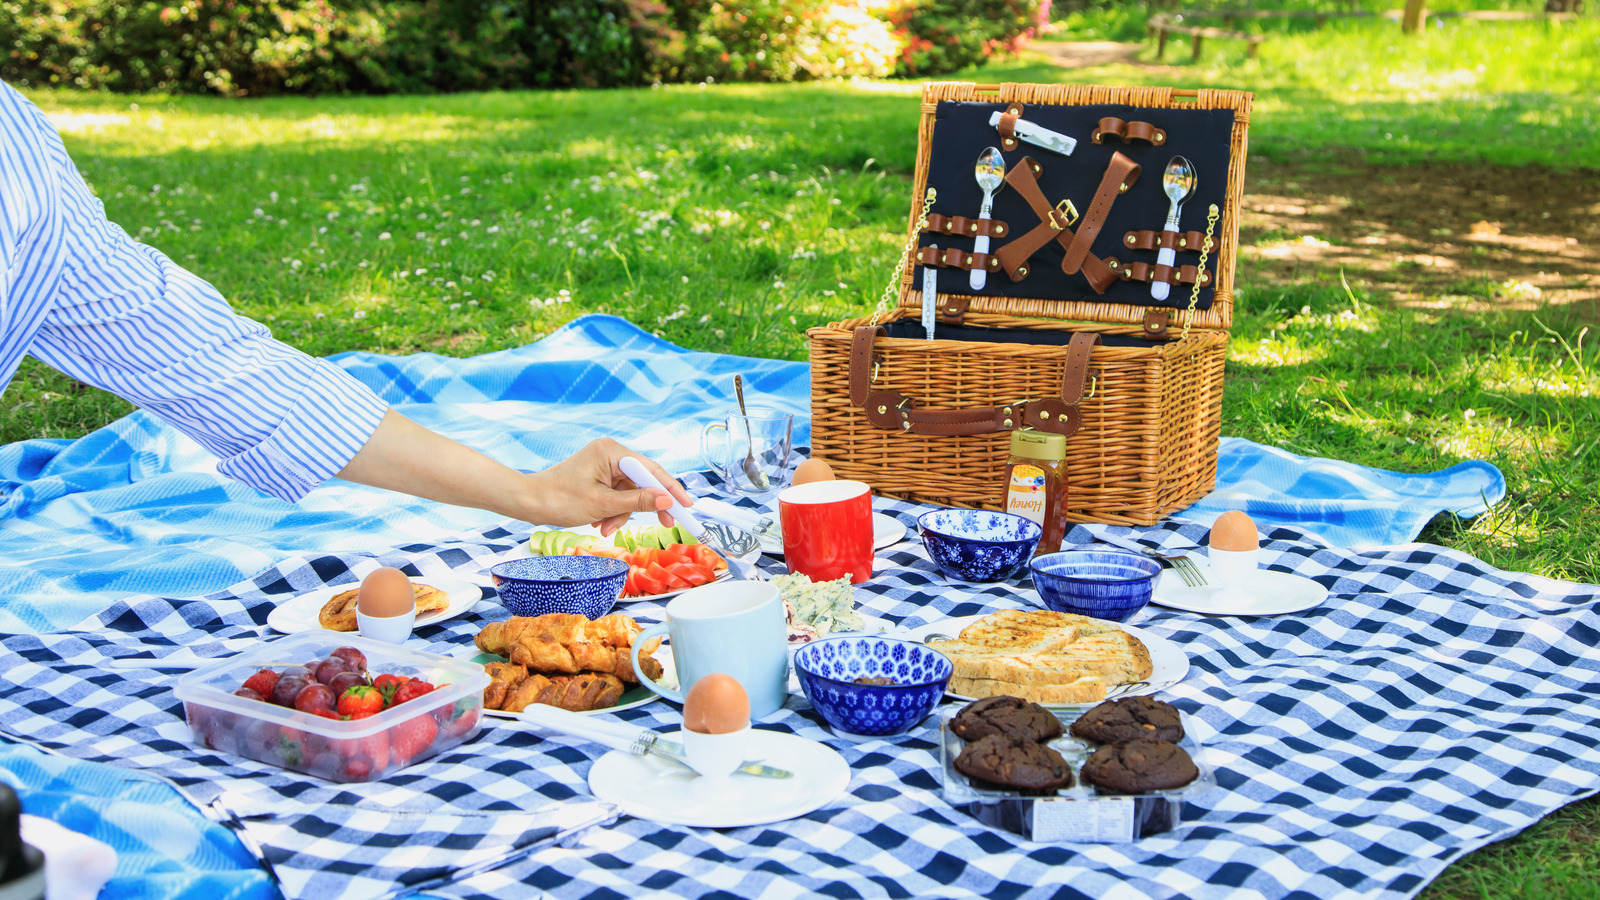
[1242,158,1600,313]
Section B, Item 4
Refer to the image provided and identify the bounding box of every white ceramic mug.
[631,580,789,719]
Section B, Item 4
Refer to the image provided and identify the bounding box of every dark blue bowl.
[793,637,953,738]
[917,508,1043,583]
[1029,551,1163,622]
[489,556,628,619]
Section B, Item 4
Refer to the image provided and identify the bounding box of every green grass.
[5,16,1600,897]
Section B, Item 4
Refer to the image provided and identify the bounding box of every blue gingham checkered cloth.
[1,481,1596,900]
[0,314,1502,634]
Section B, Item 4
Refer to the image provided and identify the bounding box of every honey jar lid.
[1009,428,1065,462]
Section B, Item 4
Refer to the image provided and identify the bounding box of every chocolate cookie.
[954,734,1074,792]
[1080,738,1198,794]
[950,696,1064,743]
[1069,696,1184,744]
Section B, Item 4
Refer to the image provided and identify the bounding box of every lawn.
[6,11,1600,898]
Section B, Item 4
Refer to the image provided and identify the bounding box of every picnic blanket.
[1,478,1597,900]
[0,315,1503,634]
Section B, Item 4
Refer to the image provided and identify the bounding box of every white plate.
[758,513,908,557]
[266,576,485,635]
[502,520,762,604]
[894,613,1190,710]
[588,729,850,827]
[1151,567,1328,616]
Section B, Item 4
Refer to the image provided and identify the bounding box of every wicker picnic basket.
[808,82,1252,525]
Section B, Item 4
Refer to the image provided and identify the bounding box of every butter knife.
[631,731,793,779]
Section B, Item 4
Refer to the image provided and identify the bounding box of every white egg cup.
[356,607,415,644]
[1208,547,1259,603]
[681,725,751,779]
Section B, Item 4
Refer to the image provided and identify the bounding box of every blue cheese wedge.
[772,572,864,642]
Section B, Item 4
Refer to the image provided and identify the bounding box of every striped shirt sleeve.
[17,100,388,503]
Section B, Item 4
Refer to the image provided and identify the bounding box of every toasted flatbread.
[935,610,1153,704]
[318,582,449,632]
[948,673,1108,705]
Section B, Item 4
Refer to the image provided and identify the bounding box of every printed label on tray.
[1005,465,1047,525]
[1031,797,1135,843]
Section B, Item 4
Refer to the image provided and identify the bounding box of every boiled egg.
[683,673,750,734]
[357,567,415,618]
[792,457,836,487]
[1209,510,1260,553]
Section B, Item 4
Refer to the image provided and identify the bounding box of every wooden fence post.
[1402,0,1427,32]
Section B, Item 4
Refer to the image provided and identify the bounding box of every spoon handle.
[1150,208,1181,301]
[969,192,994,291]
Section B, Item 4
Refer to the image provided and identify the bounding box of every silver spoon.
[733,375,769,491]
[1150,155,1196,301]
[968,147,1006,292]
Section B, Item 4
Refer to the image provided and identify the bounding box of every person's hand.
[520,438,694,535]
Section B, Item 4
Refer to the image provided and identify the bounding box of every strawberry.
[392,680,435,705]
[241,668,279,698]
[372,673,407,706]
[389,715,438,764]
[328,729,390,781]
[433,701,481,741]
[337,685,383,718]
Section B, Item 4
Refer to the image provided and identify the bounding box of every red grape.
[234,688,263,702]
[328,671,366,696]
[330,647,367,672]
[313,657,351,685]
[272,674,310,707]
[294,682,337,712]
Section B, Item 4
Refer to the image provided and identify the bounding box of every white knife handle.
[1150,223,1179,301]
[618,456,706,540]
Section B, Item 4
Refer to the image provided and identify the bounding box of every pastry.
[475,614,663,683]
[318,581,448,631]
[949,696,1063,743]
[953,733,1074,793]
[499,671,625,713]
[1070,696,1184,744]
[1080,738,1198,794]
[929,609,1153,704]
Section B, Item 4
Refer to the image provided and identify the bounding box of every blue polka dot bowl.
[793,637,953,739]
[489,556,629,619]
[1029,550,1163,623]
[917,508,1043,583]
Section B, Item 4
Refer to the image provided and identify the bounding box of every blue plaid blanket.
[1,482,1596,900]
[0,314,1502,634]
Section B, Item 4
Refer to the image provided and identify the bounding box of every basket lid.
[895,82,1252,333]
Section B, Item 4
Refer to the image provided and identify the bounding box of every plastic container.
[939,707,1214,842]
[175,632,489,783]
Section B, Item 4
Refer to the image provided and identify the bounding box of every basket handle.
[848,327,1101,437]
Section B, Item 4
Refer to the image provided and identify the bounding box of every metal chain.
[1180,203,1220,341]
[874,187,938,323]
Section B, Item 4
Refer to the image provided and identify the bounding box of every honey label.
[1005,464,1047,524]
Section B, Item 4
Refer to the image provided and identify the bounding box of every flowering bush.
[885,0,1048,77]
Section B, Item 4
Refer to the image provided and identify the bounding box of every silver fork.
[1085,534,1210,588]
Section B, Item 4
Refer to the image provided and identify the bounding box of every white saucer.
[1151,567,1328,616]
[267,575,484,634]
[588,729,850,827]
[759,513,907,557]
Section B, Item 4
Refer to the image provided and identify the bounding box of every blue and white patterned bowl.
[1029,550,1163,622]
[917,508,1043,583]
[793,637,952,738]
[489,556,628,619]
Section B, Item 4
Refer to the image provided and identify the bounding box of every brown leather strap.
[922,213,1010,239]
[1118,262,1207,286]
[846,328,1099,437]
[1142,310,1171,340]
[1123,229,1208,253]
[1060,152,1140,278]
[938,296,972,326]
[993,158,1121,292]
[848,325,884,407]
[1091,117,1167,146]
[915,246,1000,272]
[997,103,1023,152]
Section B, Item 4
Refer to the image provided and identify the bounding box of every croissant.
[475,613,663,683]
[500,672,626,713]
[484,662,527,710]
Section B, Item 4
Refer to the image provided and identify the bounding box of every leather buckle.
[1055,199,1081,228]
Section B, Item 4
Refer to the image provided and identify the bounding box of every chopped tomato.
[666,561,714,586]
[632,568,668,596]
[683,544,727,572]
[653,548,691,568]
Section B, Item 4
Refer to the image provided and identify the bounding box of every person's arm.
[337,411,692,534]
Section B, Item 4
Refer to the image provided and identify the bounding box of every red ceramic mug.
[779,480,873,584]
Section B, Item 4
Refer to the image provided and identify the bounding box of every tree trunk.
[1401,0,1427,32]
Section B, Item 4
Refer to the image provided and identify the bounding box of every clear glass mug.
[700,407,794,496]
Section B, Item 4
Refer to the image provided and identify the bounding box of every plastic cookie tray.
[175,632,489,783]
[939,706,1216,842]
